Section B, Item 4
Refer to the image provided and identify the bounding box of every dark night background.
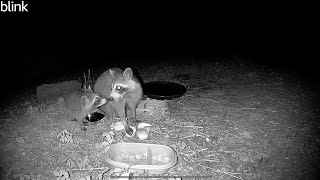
[1,2,319,104]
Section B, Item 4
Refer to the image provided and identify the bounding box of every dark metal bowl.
[143,81,186,100]
[85,111,105,122]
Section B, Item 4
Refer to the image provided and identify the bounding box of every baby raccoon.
[94,67,143,135]
[62,86,107,131]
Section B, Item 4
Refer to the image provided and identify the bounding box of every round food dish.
[143,81,186,100]
[85,111,105,122]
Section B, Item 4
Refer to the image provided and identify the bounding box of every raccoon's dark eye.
[116,86,122,90]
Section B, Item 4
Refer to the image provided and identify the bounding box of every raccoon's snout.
[110,91,124,101]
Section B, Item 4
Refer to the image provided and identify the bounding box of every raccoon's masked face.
[82,93,107,110]
[110,83,130,101]
[110,68,136,101]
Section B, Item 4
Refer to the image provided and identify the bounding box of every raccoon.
[62,86,107,131]
[93,67,143,135]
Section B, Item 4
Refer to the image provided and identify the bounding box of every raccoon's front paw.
[125,126,134,136]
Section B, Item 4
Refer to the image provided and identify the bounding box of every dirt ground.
[0,60,319,180]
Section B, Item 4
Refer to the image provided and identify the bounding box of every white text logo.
[1,1,28,12]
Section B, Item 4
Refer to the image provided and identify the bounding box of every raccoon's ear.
[109,69,116,77]
[123,68,133,79]
[81,96,89,103]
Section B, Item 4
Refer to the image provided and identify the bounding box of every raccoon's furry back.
[62,90,84,116]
